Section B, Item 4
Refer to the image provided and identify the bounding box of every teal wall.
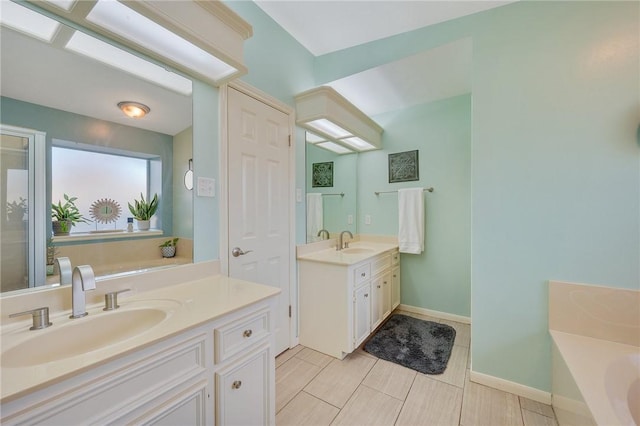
[358,95,472,318]
[192,80,219,262]
[312,1,639,392]
[305,145,358,238]
[173,126,193,239]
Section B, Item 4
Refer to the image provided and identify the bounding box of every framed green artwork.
[312,162,333,187]
[388,150,419,183]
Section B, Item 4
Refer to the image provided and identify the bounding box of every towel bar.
[374,187,434,195]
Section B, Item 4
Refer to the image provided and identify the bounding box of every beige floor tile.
[304,353,376,408]
[440,319,471,348]
[276,357,321,412]
[396,374,463,426]
[362,359,416,400]
[276,391,339,426]
[522,409,558,426]
[428,343,468,388]
[276,345,304,368]
[331,385,403,426]
[460,380,523,426]
[519,397,555,418]
[296,347,334,368]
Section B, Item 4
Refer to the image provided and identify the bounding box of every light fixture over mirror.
[118,101,150,119]
[295,86,383,153]
[20,0,253,87]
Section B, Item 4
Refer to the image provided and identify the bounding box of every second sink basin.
[342,247,375,254]
[2,307,170,368]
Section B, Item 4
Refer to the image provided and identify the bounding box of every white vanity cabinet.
[299,247,400,359]
[1,299,276,426]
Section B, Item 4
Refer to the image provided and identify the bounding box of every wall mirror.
[0,2,193,293]
[305,133,357,243]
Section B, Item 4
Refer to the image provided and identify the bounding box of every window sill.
[52,229,163,243]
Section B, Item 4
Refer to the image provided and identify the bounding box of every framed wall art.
[388,150,419,183]
[312,161,334,187]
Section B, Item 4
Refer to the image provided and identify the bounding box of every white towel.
[398,188,424,254]
[306,193,323,242]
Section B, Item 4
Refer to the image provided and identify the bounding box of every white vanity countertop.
[0,275,280,402]
[297,241,398,266]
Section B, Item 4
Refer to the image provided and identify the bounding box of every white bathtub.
[552,330,640,426]
[605,353,640,426]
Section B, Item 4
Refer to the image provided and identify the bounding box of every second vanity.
[297,239,400,359]
[0,262,280,425]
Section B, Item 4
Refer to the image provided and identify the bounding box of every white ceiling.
[255,1,513,117]
[1,25,192,136]
[254,1,512,56]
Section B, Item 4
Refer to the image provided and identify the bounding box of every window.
[52,144,160,233]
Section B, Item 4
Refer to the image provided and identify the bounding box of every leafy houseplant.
[159,238,179,258]
[51,194,90,235]
[128,193,159,231]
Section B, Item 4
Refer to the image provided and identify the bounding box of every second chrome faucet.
[70,265,96,319]
[337,230,353,251]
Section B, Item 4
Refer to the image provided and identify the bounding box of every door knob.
[231,247,253,257]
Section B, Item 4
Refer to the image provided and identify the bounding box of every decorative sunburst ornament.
[90,198,121,224]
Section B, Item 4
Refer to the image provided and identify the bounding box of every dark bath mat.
[364,314,456,375]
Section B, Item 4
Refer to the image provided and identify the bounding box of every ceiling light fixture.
[118,101,150,119]
[295,86,383,154]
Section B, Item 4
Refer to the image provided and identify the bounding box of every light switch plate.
[197,177,215,197]
[365,214,371,225]
[296,188,302,203]
[347,214,353,224]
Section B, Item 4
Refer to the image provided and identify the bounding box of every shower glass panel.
[1,125,45,292]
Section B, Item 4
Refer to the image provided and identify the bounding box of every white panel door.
[227,87,291,355]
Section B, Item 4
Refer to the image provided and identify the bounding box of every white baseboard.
[469,370,552,405]
[398,304,471,324]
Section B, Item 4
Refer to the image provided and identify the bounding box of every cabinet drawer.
[371,254,391,276]
[354,263,371,285]
[391,250,400,266]
[215,308,270,364]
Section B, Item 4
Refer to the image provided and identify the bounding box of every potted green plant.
[159,237,179,258]
[128,193,159,231]
[51,194,90,235]
[6,197,27,223]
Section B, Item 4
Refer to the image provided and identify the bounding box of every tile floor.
[275,310,558,426]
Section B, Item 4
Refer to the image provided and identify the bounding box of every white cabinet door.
[216,343,271,426]
[381,271,392,320]
[353,283,371,348]
[370,275,383,330]
[391,266,401,309]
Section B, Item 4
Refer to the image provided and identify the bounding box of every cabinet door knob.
[243,329,253,338]
[393,275,397,278]
[377,285,381,288]
[383,281,387,285]
[361,272,366,277]
[232,380,242,389]
[364,293,369,297]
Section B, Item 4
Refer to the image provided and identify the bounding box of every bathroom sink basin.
[342,247,375,254]
[2,308,169,368]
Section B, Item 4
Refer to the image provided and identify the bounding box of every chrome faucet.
[337,230,354,251]
[317,229,330,240]
[56,257,72,286]
[70,265,96,319]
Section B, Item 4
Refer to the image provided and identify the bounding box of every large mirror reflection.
[305,135,357,242]
[0,3,193,293]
